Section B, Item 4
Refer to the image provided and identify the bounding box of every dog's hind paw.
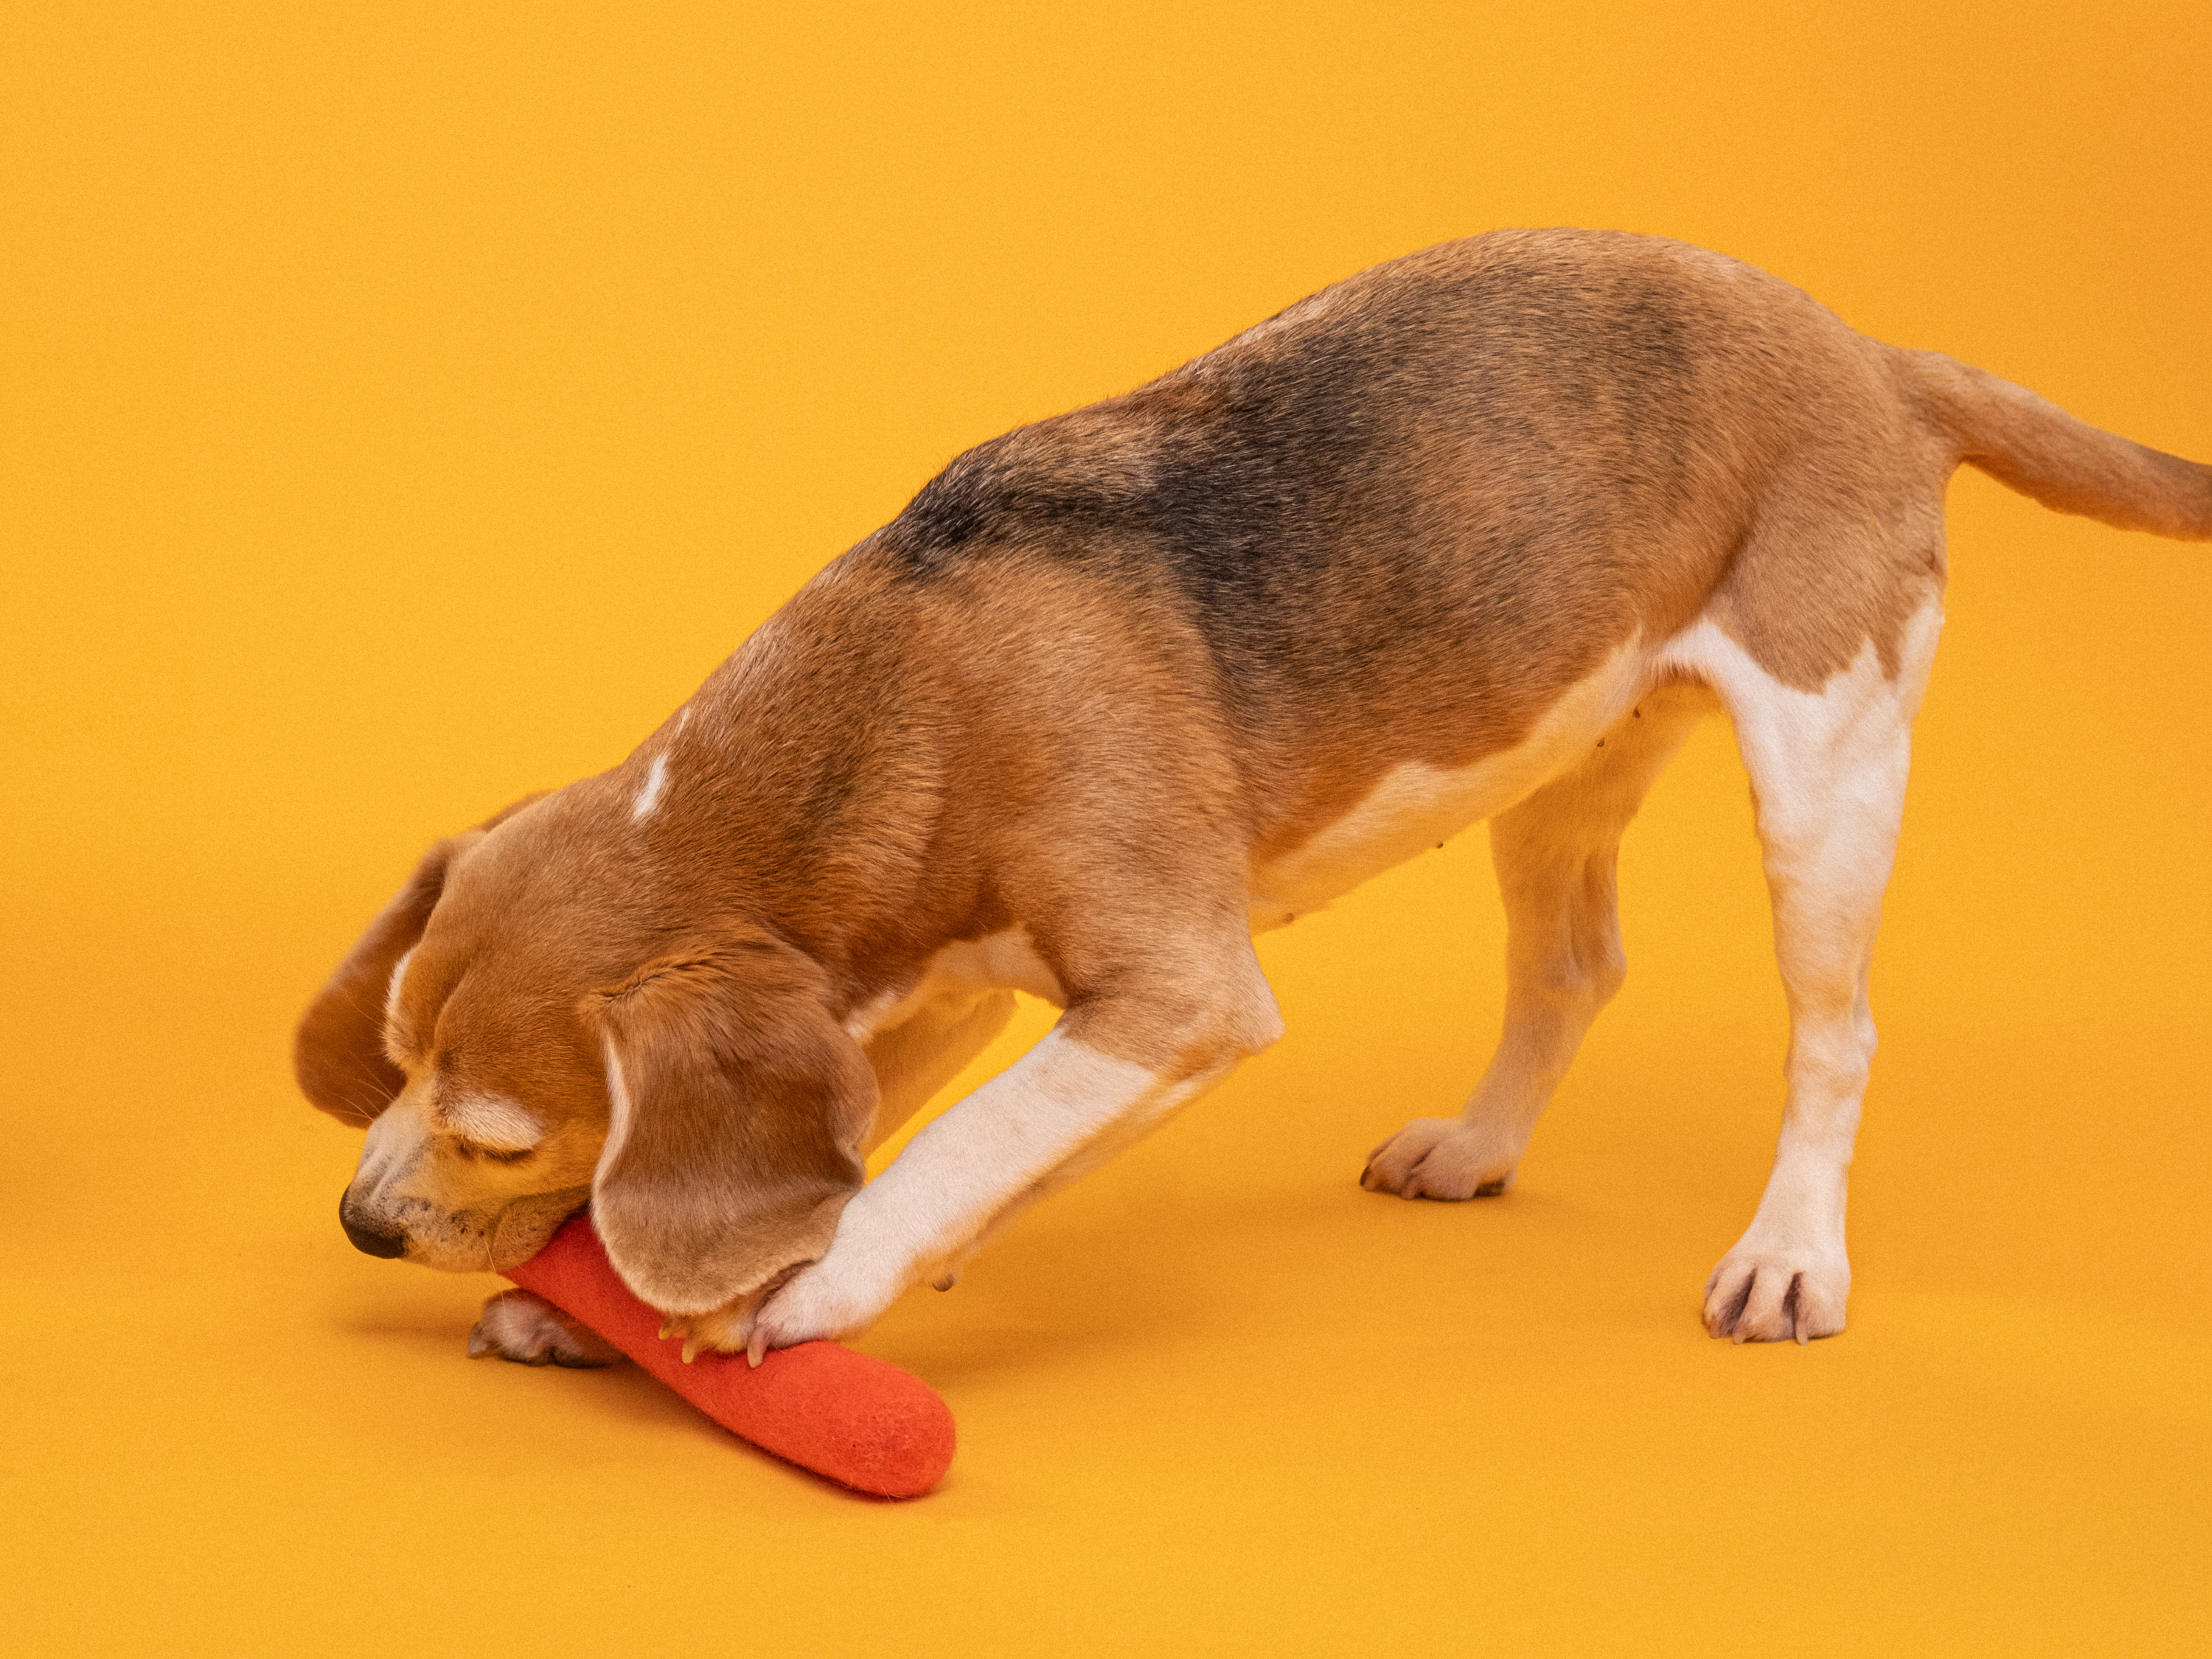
[467,1288,625,1368]
[1701,1250,1848,1344]
[1360,1116,1523,1200]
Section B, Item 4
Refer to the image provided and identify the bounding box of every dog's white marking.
[596,1040,635,1186]
[1248,639,1646,926]
[841,928,1067,1043]
[439,1091,543,1152]
[754,1029,1230,1344]
[631,753,671,821]
[380,946,418,1060]
[357,1092,432,1191]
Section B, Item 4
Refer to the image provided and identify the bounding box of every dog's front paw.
[655,1251,905,1366]
[1360,1116,1523,1199]
[742,1251,905,1361]
[467,1288,625,1368]
[1702,1248,1848,1344]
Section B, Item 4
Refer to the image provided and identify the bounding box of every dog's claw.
[1702,1254,1844,1343]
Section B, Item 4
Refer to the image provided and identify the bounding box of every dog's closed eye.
[451,1140,535,1166]
[437,1092,546,1160]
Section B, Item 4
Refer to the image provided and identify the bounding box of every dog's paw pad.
[467,1288,625,1368]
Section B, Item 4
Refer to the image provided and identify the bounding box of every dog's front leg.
[467,1288,625,1368]
[733,975,1281,1357]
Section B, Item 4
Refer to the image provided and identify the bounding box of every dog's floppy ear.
[292,795,543,1126]
[589,929,875,1317]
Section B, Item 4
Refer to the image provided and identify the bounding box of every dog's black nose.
[338,1191,407,1259]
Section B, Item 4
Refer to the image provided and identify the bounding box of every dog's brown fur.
[299,229,2208,1338]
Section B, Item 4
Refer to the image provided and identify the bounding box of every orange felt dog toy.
[501,1216,956,1498]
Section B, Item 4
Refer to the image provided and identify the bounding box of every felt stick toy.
[501,1215,956,1498]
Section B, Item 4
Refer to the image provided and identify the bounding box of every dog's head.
[294,790,875,1315]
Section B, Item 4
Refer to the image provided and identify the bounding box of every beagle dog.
[297,228,2208,1363]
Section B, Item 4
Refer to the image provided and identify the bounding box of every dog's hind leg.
[1688,596,1944,1343]
[1362,684,1710,1200]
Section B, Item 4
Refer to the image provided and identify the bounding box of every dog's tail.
[1898,349,2211,540]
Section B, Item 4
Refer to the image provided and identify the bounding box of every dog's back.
[844,231,2202,849]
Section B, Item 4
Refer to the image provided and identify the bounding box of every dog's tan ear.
[293,796,544,1126]
[589,931,875,1317]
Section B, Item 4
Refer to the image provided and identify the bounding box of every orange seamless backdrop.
[3,4,2206,1655]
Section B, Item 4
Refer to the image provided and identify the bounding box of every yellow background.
[4,3,2206,1654]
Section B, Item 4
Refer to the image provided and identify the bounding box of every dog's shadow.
[327,1284,494,1357]
[851,1178,1310,1387]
